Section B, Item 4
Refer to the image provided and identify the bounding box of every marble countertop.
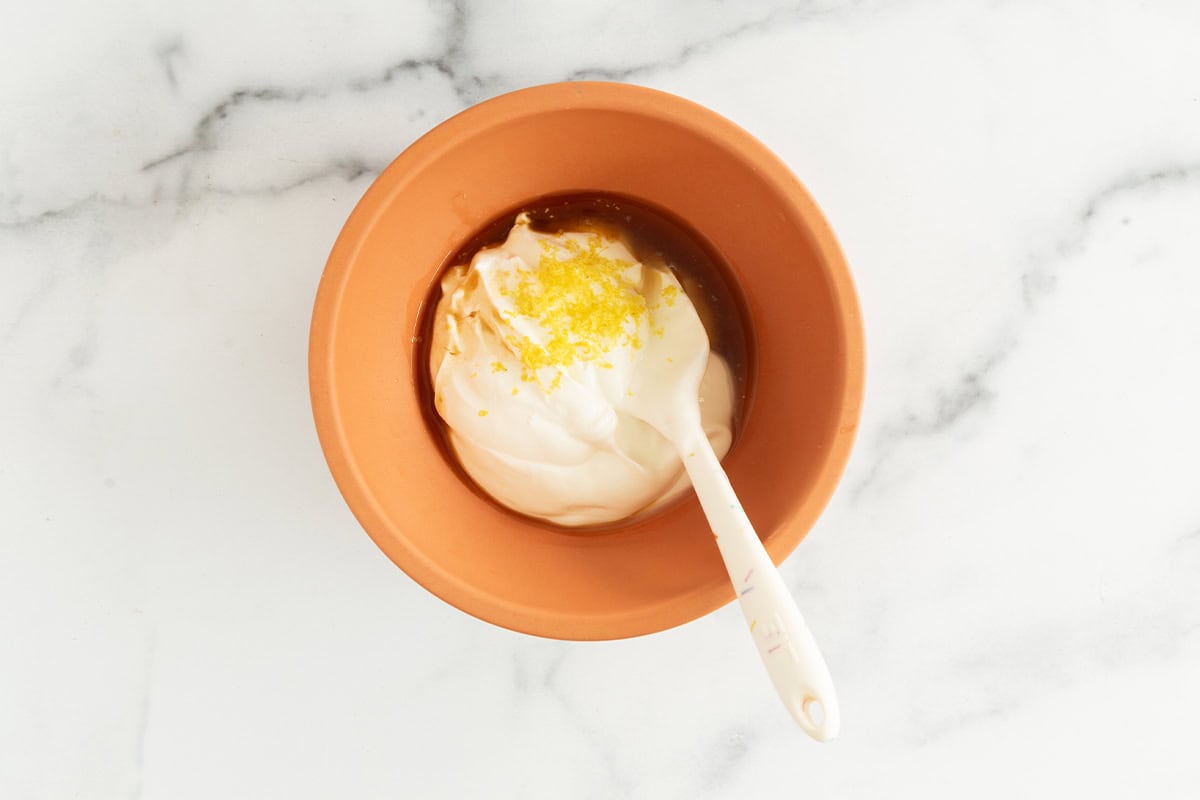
[4,2,1199,797]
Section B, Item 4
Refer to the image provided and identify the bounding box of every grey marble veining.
[3,1,1200,797]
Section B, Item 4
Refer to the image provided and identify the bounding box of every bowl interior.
[310,83,862,640]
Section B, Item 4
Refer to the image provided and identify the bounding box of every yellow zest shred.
[504,234,647,387]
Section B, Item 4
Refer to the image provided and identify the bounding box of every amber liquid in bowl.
[414,191,756,528]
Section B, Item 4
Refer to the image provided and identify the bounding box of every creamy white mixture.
[429,214,734,526]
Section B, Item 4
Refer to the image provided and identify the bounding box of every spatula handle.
[680,430,840,742]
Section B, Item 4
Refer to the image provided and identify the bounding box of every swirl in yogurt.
[429,213,734,526]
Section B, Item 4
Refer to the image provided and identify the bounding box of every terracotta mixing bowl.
[309,82,863,640]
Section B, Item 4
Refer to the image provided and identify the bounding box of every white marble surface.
[3,1,1199,796]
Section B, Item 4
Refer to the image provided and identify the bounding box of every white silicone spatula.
[617,274,840,742]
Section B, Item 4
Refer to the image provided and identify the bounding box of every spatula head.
[613,267,711,445]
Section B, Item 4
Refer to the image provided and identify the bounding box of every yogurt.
[429,213,734,526]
